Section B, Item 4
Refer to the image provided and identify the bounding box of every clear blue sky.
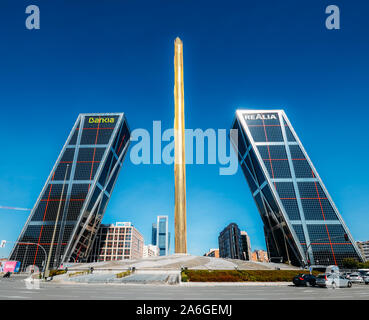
[0,0,368,258]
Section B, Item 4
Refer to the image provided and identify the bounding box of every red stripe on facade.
[117,135,126,155]
[261,119,276,187]
[19,243,67,246]
[60,161,101,164]
[33,172,55,265]
[248,124,288,127]
[262,158,306,161]
[75,127,114,130]
[311,170,337,265]
[280,197,328,200]
[40,199,85,202]
[88,118,101,191]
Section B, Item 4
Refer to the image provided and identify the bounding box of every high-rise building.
[88,222,143,261]
[204,248,219,258]
[143,244,159,258]
[156,216,170,256]
[10,113,130,270]
[218,223,245,260]
[231,109,364,267]
[240,231,252,261]
[357,241,369,262]
[152,223,157,246]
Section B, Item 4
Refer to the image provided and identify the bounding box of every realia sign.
[244,114,277,120]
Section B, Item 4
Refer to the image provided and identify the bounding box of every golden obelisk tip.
[175,37,183,45]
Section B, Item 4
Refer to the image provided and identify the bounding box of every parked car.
[316,273,352,288]
[346,273,364,283]
[293,274,316,287]
[358,270,369,284]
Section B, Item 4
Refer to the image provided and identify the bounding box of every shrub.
[358,261,369,269]
[68,270,89,277]
[116,270,131,278]
[49,269,67,277]
[342,258,360,269]
[181,271,188,282]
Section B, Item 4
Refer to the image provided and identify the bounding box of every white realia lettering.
[244,114,277,120]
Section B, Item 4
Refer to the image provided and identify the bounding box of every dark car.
[293,274,316,287]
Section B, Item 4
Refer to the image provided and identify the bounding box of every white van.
[326,265,340,274]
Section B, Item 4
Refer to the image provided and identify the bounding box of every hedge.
[49,269,67,277]
[68,270,90,277]
[116,270,131,278]
[181,270,320,282]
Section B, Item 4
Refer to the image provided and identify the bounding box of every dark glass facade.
[231,110,364,267]
[218,223,245,260]
[156,216,169,256]
[10,113,130,270]
[152,223,157,246]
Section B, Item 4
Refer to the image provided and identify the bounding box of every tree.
[342,258,359,269]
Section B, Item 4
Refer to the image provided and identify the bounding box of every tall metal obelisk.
[174,37,187,254]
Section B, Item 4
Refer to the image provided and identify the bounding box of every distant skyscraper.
[240,231,252,261]
[218,223,245,260]
[156,216,170,256]
[152,223,157,246]
[231,109,364,267]
[10,113,130,270]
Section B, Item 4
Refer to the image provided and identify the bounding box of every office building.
[156,216,170,256]
[143,244,159,258]
[240,231,252,261]
[9,113,130,270]
[357,241,369,262]
[204,248,219,258]
[231,110,364,267]
[251,250,269,263]
[88,222,143,261]
[218,223,245,260]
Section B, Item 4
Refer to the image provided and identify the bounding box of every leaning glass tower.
[231,110,364,267]
[10,113,130,270]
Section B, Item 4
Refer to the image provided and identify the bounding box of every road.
[0,276,368,300]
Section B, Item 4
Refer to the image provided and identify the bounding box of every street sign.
[0,240,6,248]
